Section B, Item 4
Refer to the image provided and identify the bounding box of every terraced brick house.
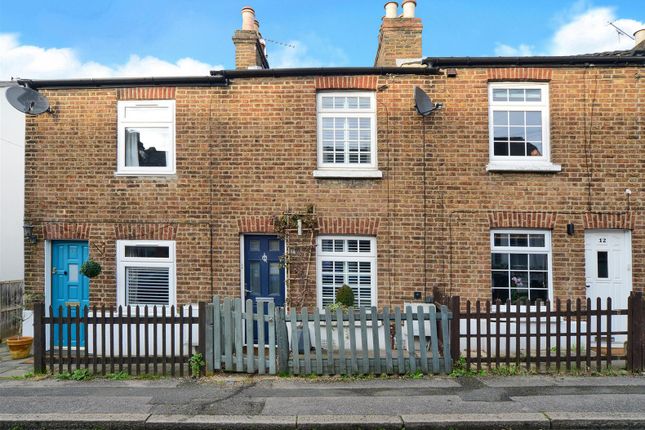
[19,2,644,344]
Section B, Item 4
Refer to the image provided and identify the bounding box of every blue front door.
[244,235,285,343]
[51,241,90,347]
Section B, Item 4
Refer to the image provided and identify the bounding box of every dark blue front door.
[52,241,90,347]
[244,235,285,343]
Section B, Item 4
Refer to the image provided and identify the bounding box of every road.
[0,375,644,428]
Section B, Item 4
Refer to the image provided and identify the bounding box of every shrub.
[335,285,354,308]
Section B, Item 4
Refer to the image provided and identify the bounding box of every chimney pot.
[253,19,260,34]
[384,2,398,19]
[402,0,416,18]
[241,6,256,31]
[634,28,645,48]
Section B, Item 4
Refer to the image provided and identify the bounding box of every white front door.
[584,229,632,344]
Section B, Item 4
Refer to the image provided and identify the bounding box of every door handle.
[586,284,591,288]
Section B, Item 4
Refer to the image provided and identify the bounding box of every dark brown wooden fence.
[627,292,645,372]
[449,292,644,373]
[33,303,205,376]
[0,281,23,341]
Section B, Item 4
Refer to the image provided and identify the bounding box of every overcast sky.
[0,0,642,80]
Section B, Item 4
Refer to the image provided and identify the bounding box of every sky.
[0,0,643,80]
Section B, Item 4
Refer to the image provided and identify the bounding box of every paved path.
[0,343,32,377]
[0,374,645,428]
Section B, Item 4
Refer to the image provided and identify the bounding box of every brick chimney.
[232,6,269,69]
[374,1,423,67]
[635,29,645,50]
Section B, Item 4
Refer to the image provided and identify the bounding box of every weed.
[56,368,93,381]
[449,357,487,377]
[105,371,129,380]
[189,353,205,377]
[405,369,424,379]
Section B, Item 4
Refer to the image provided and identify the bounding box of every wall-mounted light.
[23,224,37,244]
[567,223,575,236]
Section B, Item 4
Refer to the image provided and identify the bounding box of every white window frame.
[116,100,176,175]
[314,91,382,178]
[490,229,553,308]
[487,83,560,172]
[316,235,377,308]
[116,240,176,308]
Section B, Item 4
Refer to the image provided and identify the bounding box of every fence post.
[33,302,46,374]
[449,296,461,364]
[204,301,214,373]
[628,292,644,373]
[276,307,289,374]
[198,301,206,376]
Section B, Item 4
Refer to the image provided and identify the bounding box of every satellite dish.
[414,86,443,116]
[5,86,50,115]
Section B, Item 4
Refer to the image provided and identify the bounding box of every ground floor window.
[491,230,551,304]
[317,236,377,308]
[116,240,175,307]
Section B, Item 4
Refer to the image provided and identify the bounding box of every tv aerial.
[5,85,51,115]
[414,86,443,116]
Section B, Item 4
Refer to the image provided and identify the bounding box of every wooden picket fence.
[204,296,453,375]
[448,292,645,373]
[0,281,23,341]
[33,303,203,376]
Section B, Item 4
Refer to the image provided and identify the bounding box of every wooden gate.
[204,296,453,375]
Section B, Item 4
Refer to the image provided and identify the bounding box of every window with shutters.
[116,100,175,175]
[316,236,377,308]
[314,92,382,178]
[116,240,175,307]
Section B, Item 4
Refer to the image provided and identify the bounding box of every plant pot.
[6,336,33,359]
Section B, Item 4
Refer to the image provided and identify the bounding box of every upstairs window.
[315,92,380,178]
[488,83,559,172]
[317,236,377,308]
[117,100,175,175]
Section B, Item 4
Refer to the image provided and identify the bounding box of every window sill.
[486,161,562,173]
[313,169,383,179]
[114,171,177,177]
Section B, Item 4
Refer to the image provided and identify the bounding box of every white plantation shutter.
[126,266,170,305]
[317,92,376,169]
[318,236,377,308]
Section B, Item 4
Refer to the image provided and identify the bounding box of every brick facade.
[23,64,644,308]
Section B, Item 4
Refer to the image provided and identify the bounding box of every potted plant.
[5,292,43,360]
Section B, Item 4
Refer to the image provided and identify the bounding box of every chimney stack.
[635,29,645,50]
[232,6,269,69]
[374,1,423,67]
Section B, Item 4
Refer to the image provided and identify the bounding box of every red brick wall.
[24,66,644,308]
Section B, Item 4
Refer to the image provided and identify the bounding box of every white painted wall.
[0,85,25,283]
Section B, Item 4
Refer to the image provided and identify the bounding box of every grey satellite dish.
[5,86,50,115]
[414,86,443,116]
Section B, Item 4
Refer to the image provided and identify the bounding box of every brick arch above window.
[315,76,378,90]
[488,212,557,229]
[116,87,176,100]
[43,223,91,240]
[584,212,635,230]
[114,223,178,240]
[487,68,552,82]
[317,217,380,236]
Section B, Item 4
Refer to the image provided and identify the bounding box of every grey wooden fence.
[0,281,23,341]
[204,296,453,375]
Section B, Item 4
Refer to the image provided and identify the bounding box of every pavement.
[0,373,645,429]
[0,343,33,378]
